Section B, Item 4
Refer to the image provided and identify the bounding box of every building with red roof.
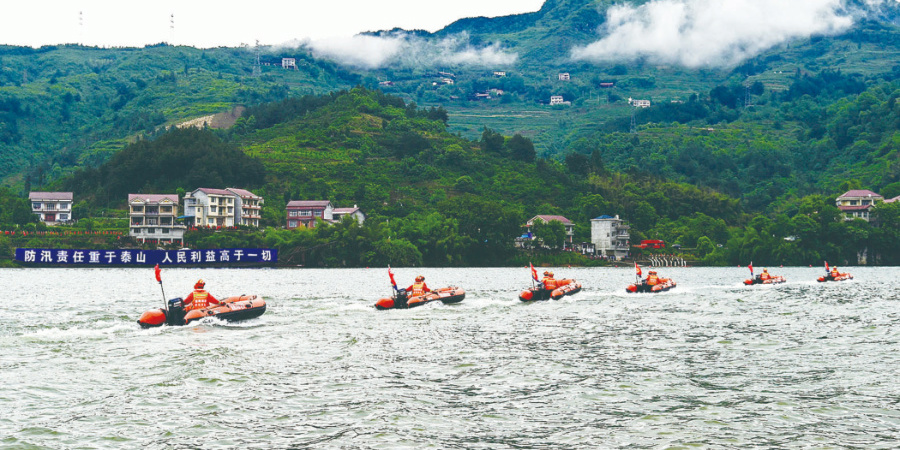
[836,190,883,222]
[183,188,264,228]
[128,194,184,243]
[29,191,73,224]
[524,215,575,245]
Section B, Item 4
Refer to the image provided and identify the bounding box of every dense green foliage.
[0,44,357,185]
[5,1,900,266]
[62,127,265,208]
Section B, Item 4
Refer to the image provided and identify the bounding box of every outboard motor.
[166,298,186,325]
[395,289,409,308]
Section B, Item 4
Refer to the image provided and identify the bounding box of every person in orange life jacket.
[645,271,660,286]
[541,271,558,290]
[830,267,840,277]
[406,275,430,297]
[184,279,221,311]
[759,268,771,281]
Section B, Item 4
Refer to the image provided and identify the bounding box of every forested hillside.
[0,44,357,185]
[3,0,900,266]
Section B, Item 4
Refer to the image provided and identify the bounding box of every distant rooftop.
[287,200,331,208]
[530,215,573,225]
[838,190,882,198]
[29,191,72,201]
[129,194,178,203]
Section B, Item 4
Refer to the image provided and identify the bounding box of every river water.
[2,266,899,449]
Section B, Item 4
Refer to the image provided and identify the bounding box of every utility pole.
[252,40,262,77]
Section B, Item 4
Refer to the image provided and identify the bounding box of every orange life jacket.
[410,282,426,297]
[542,277,558,290]
[646,275,659,286]
[187,289,209,311]
[831,269,839,277]
[760,273,770,280]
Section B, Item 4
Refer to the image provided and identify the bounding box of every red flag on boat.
[154,264,161,283]
[749,262,754,276]
[388,266,397,290]
[530,263,539,282]
[635,262,642,277]
[825,261,829,272]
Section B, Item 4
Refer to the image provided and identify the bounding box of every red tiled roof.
[838,190,881,199]
[227,188,260,199]
[839,205,874,211]
[287,200,331,208]
[333,207,360,214]
[197,188,233,196]
[129,194,178,203]
[530,215,573,225]
[29,191,73,201]
[886,196,900,204]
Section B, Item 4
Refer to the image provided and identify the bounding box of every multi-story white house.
[185,188,235,227]
[128,194,185,244]
[558,72,570,81]
[591,215,631,259]
[836,190,884,222]
[228,188,264,227]
[29,191,73,224]
[184,188,264,228]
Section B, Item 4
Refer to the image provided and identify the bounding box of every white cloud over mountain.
[571,0,855,67]
[305,32,516,69]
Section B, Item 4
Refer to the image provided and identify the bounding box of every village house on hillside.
[128,194,184,244]
[183,188,264,228]
[29,191,73,225]
[523,215,575,246]
[550,95,571,106]
[629,98,651,108]
[835,189,898,222]
[286,201,366,229]
[332,205,366,225]
[591,215,631,259]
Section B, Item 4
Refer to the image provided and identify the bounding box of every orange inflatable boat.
[744,275,786,285]
[138,295,266,327]
[519,279,582,301]
[375,287,465,310]
[818,272,853,282]
[626,278,676,293]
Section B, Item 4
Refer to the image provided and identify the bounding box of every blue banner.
[15,248,277,265]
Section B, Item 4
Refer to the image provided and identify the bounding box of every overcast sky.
[0,0,545,48]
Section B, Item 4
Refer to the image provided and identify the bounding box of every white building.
[332,205,366,225]
[591,215,631,259]
[550,95,571,106]
[558,73,570,81]
[228,188,264,227]
[184,188,264,228]
[129,194,185,244]
[29,191,73,224]
[282,58,296,69]
[629,98,651,108]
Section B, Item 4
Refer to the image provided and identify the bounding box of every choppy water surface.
[2,266,900,448]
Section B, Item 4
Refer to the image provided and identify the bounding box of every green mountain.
[3,0,900,219]
[0,44,358,185]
